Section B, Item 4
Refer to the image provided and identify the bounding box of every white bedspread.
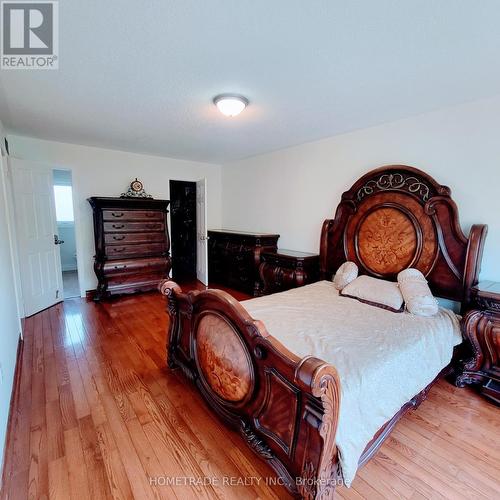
[241,281,462,486]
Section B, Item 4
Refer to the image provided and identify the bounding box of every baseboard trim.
[0,334,23,496]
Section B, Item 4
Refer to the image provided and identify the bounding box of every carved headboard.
[319,165,487,309]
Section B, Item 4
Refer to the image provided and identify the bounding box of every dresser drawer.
[102,209,164,222]
[104,232,166,245]
[106,272,165,292]
[103,221,165,233]
[106,243,166,259]
[103,257,169,276]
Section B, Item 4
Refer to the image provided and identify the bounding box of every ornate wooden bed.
[159,165,487,499]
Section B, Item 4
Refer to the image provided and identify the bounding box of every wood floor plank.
[45,400,65,462]
[381,437,468,499]
[27,421,48,500]
[349,476,387,500]
[2,285,499,500]
[78,414,113,500]
[63,426,91,500]
[95,422,135,500]
[124,417,178,500]
[7,319,33,479]
[47,456,71,500]
[97,389,159,500]
[6,469,29,500]
[27,310,49,500]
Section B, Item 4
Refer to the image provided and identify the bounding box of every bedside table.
[258,249,319,295]
[456,281,500,405]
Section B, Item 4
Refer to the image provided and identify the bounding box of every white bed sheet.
[241,281,462,486]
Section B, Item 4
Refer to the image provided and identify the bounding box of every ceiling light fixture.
[213,94,249,117]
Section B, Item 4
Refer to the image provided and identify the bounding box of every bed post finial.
[159,280,182,314]
[158,280,183,368]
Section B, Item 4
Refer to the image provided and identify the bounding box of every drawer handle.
[113,235,125,241]
[113,248,125,253]
[114,265,127,270]
[112,212,124,218]
[112,224,125,229]
[146,224,157,229]
[146,213,156,218]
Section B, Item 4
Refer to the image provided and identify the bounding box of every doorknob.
[54,235,65,245]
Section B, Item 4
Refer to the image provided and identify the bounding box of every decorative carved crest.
[356,172,431,202]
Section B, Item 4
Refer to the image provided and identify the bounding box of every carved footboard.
[159,280,341,499]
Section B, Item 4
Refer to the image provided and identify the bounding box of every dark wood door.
[170,180,197,281]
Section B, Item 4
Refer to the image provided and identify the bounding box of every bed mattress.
[241,280,462,486]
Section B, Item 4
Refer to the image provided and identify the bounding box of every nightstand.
[456,281,500,405]
[258,249,319,295]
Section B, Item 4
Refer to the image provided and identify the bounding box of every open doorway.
[169,179,209,285]
[53,169,80,298]
[170,180,197,281]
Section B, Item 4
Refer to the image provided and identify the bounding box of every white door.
[11,159,63,316]
[196,178,208,285]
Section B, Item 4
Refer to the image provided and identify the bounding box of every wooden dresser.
[88,197,171,300]
[456,281,500,404]
[208,230,279,295]
[259,249,319,295]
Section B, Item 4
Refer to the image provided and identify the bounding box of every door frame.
[196,177,208,285]
[10,160,85,318]
[169,179,197,281]
[168,177,208,285]
[0,153,24,329]
[52,167,84,298]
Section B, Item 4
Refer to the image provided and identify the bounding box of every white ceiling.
[1,0,500,164]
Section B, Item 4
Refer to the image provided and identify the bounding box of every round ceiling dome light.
[213,94,249,117]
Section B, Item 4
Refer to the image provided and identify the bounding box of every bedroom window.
[53,185,75,222]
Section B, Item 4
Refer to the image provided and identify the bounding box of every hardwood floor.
[1,284,499,500]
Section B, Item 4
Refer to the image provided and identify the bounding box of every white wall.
[9,136,222,295]
[0,124,22,480]
[222,95,500,282]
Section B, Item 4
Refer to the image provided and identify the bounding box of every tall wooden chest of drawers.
[88,197,171,300]
[208,230,279,295]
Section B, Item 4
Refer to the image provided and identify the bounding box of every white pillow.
[397,268,438,317]
[340,275,404,312]
[333,261,359,290]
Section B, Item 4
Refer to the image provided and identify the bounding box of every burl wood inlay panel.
[344,192,439,278]
[196,313,253,402]
[357,207,417,275]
